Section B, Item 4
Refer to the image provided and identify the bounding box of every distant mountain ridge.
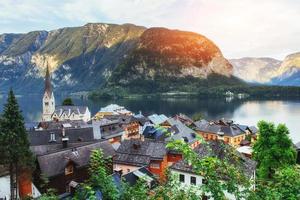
[0,23,237,94]
[230,52,300,86]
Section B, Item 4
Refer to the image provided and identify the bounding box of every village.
[0,67,299,200]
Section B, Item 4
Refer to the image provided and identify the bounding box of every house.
[36,120,91,130]
[92,115,144,144]
[143,117,200,149]
[147,114,169,126]
[34,141,115,195]
[0,166,41,199]
[41,66,91,122]
[194,119,257,147]
[28,127,96,147]
[113,139,168,180]
[94,104,133,119]
[170,140,256,200]
[174,113,194,127]
[122,167,157,188]
[52,106,91,122]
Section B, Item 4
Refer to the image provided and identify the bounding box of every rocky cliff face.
[231,52,300,86]
[230,57,281,83]
[110,28,233,85]
[0,23,234,94]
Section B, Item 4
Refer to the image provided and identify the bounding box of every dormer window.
[65,164,74,175]
[49,133,56,142]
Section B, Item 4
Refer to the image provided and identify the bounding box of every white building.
[94,104,133,119]
[170,141,256,200]
[41,67,91,122]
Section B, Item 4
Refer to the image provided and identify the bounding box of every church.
[42,67,91,122]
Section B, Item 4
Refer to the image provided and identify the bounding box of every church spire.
[44,66,52,96]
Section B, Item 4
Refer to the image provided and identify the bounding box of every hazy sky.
[0,0,299,59]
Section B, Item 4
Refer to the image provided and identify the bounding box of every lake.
[0,94,299,143]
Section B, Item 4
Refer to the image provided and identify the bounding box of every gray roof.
[114,139,166,166]
[165,118,198,144]
[37,141,115,177]
[53,106,89,117]
[28,127,95,146]
[194,119,249,137]
[37,120,91,130]
[295,142,300,150]
[171,140,256,178]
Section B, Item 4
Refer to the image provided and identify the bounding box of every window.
[127,169,130,173]
[202,178,207,185]
[179,174,185,183]
[190,176,196,185]
[45,102,49,106]
[150,162,160,169]
[65,165,74,175]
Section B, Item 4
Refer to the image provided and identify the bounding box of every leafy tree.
[253,121,296,179]
[37,189,59,200]
[249,166,300,200]
[62,97,74,106]
[166,140,252,200]
[121,179,148,200]
[0,89,34,200]
[192,112,203,122]
[73,184,96,200]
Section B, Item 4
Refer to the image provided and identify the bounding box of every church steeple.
[42,66,55,121]
[44,66,52,96]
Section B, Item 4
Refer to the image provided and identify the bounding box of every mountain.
[271,52,300,86]
[230,57,282,83]
[231,52,300,86]
[0,23,238,94]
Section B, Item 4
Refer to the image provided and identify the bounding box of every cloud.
[0,0,299,59]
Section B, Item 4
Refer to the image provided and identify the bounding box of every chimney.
[62,137,69,148]
[132,143,141,150]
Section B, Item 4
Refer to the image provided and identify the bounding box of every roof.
[237,146,253,155]
[194,119,251,137]
[171,140,256,178]
[123,167,157,187]
[53,106,89,118]
[37,141,115,177]
[114,139,166,166]
[148,114,168,125]
[98,104,132,115]
[165,118,198,144]
[44,66,52,97]
[37,120,91,130]
[295,141,300,150]
[28,127,95,146]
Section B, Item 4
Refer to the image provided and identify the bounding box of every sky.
[0,0,299,59]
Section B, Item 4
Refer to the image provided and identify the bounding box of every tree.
[166,139,252,200]
[250,166,300,200]
[88,149,118,200]
[192,112,203,122]
[0,89,34,200]
[62,97,74,106]
[121,179,148,200]
[253,121,296,179]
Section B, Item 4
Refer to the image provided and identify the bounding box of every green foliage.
[88,149,119,200]
[37,189,59,200]
[166,139,252,200]
[253,121,296,179]
[62,97,74,106]
[0,89,34,167]
[250,166,300,200]
[121,179,148,200]
[192,112,203,121]
[0,89,34,199]
[73,184,96,200]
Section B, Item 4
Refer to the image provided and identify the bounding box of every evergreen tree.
[0,89,34,200]
[253,121,296,179]
[62,97,74,106]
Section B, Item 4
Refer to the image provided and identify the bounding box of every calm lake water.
[0,95,299,143]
